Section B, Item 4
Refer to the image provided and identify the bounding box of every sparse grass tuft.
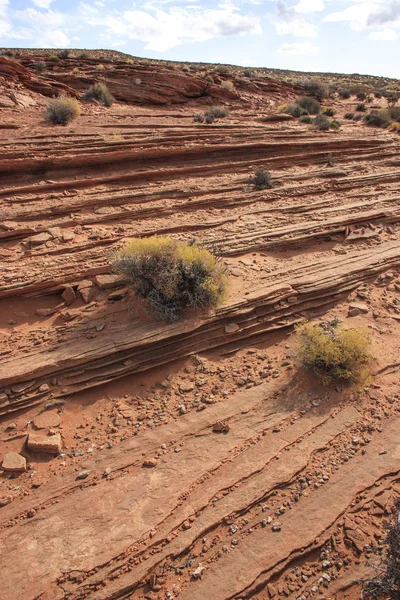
[248,168,273,190]
[112,236,228,322]
[45,96,80,125]
[296,322,372,384]
[84,82,115,107]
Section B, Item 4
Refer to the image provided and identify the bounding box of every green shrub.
[285,103,302,118]
[339,89,351,99]
[344,112,354,120]
[374,90,383,99]
[48,55,59,62]
[84,82,114,107]
[299,115,312,124]
[324,107,335,117]
[33,61,46,73]
[45,96,80,125]
[58,49,70,59]
[296,322,372,384]
[248,168,273,190]
[193,113,204,123]
[78,51,89,59]
[205,113,215,124]
[314,114,330,131]
[365,111,390,128]
[363,500,400,600]
[206,105,229,118]
[353,114,362,121]
[356,103,366,112]
[356,91,366,101]
[297,96,320,114]
[216,65,230,74]
[243,69,253,78]
[303,80,327,98]
[330,120,341,130]
[112,236,228,322]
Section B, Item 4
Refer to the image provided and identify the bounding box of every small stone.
[179,381,195,393]
[27,432,62,455]
[229,524,238,534]
[142,459,158,468]
[76,470,90,480]
[61,286,76,306]
[225,323,240,334]
[26,232,52,246]
[348,302,369,317]
[192,565,205,580]
[212,421,230,433]
[271,521,282,532]
[33,411,61,430]
[1,452,26,472]
[94,274,125,290]
[35,308,56,317]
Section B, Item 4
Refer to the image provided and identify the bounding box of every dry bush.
[206,105,229,118]
[297,96,320,114]
[248,168,273,190]
[33,61,46,73]
[365,111,390,128]
[296,322,372,384]
[363,502,400,599]
[45,97,80,125]
[84,82,114,107]
[302,80,327,98]
[314,114,331,130]
[113,236,228,322]
[221,80,234,91]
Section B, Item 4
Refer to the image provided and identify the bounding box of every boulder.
[27,432,62,455]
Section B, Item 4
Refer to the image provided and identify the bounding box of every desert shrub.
[297,96,320,114]
[339,89,351,99]
[205,75,213,84]
[365,111,390,128]
[344,112,354,120]
[193,113,204,123]
[112,236,228,322]
[48,55,59,63]
[205,113,215,124]
[363,501,400,600]
[243,69,253,78]
[207,105,229,118]
[58,49,70,59]
[330,120,341,130]
[216,65,230,74]
[78,51,89,59]
[356,103,366,112]
[96,63,105,71]
[303,80,327,98]
[374,90,383,99]
[300,115,312,124]
[45,96,80,125]
[285,103,302,118]
[386,106,400,120]
[314,114,330,131]
[356,91,366,101]
[33,61,46,73]
[84,82,114,107]
[353,114,362,121]
[385,91,400,106]
[324,107,335,117]
[72,67,79,75]
[248,168,273,190]
[296,322,371,384]
[126,58,134,64]
[221,80,234,91]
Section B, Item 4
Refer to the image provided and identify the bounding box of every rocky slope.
[0,51,399,600]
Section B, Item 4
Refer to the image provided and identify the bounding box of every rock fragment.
[1,452,26,472]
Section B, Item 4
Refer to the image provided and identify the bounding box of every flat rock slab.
[33,412,61,430]
[1,452,26,472]
[27,432,62,455]
[94,274,125,290]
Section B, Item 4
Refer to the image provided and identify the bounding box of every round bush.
[113,236,228,322]
[84,82,115,107]
[296,323,372,384]
[299,115,312,124]
[314,114,330,131]
[248,168,273,190]
[45,97,80,125]
[297,96,320,115]
[365,111,390,128]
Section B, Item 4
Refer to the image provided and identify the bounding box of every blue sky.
[1,0,399,77]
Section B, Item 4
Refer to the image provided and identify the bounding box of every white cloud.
[273,1,317,37]
[0,0,12,38]
[370,27,399,40]
[367,1,400,26]
[293,0,325,14]
[32,0,55,9]
[86,4,262,51]
[40,28,70,47]
[15,8,65,29]
[277,40,319,54]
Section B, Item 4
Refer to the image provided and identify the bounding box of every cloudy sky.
[1,0,399,77]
